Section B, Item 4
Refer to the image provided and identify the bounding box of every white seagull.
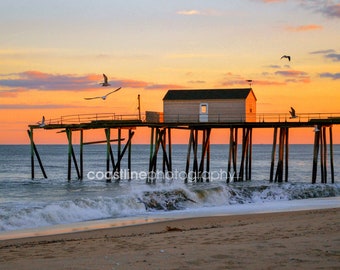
[289,107,298,119]
[37,116,45,127]
[281,55,291,61]
[100,74,111,86]
[84,87,122,100]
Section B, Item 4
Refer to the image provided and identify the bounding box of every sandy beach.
[0,208,339,270]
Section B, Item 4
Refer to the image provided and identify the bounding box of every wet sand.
[0,208,339,270]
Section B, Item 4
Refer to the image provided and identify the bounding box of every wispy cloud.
[285,24,323,32]
[0,71,100,91]
[319,72,340,80]
[0,104,85,110]
[220,72,285,87]
[275,70,311,83]
[222,79,285,87]
[0,71,185,96]
[299,1,340,19]
[310,49,336,54]
[325,53,340,62]
[261,0,286,3]
[176,9,221,16]
[319,3,340,18]
[309,49,340,62]
[145,84,184,90]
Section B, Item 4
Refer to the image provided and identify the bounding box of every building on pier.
[163,88,257,123]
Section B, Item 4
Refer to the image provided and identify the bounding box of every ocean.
[0,144,339,235]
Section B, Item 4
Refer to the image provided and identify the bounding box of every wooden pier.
[27,112,340,184]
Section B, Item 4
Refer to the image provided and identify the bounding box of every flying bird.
[281,55,291,61]
[289,107,297,119]
[84,87,122,100]
[37,116,45,127]
[100,74,111,86]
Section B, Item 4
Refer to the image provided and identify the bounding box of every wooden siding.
[164,99,256,122]
[163,88,257,123]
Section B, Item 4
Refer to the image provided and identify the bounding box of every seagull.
[281,55,291,61]
[289,107,298,119]
[100,74,111,86]
[84,87,122,100]
[37,116,45,127]
[313,125,320,132]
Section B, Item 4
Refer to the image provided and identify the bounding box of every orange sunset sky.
[0,0,339,144]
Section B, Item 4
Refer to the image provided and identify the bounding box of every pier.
[27,112,340,184]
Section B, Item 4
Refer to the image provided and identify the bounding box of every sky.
[0,0,339,144]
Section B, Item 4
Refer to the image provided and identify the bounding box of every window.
[201,104,207,114]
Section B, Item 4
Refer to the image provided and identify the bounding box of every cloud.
[319,72,340,80]
[176,9,221,16]
[0,70,183,94]
[0,104,85,110]
[275,70,311,83]
[261,0,286,2]
[266,65,282,69]
[275,70,308,77]
[177,10,200,15]
[221,79,285,87]
[0,88,26,98]
[187,80,206,84]
[299,1,340,19]
[310,49,336,54]
[309,49,340,62]
[0,71,100,91]
[319,3,340,18]
[285,24,323,32]
[324,53,340,62]
[145,84,185,90]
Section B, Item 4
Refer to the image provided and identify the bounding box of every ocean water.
[0,144,339,233]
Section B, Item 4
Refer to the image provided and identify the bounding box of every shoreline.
[1,208,339,269]
[1,196,340,241]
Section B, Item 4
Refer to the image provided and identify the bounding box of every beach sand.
[0,208,339,270]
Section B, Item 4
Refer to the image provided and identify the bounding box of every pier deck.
[27,112,340,184]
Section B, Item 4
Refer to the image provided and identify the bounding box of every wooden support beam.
[192,129,199,180]
[275,127,285,182]
[227,128,233,183]
[128,129,132,180]
[239,128,250,181]
[66,129,80,180]
[322,126,327,183]
[233,128,238,180]
[27,129,47,179]
[112,131,135,181]
[320,127,325,183]
[312,125,320,184]
[80,129,83,180]
[185,130,194,183]
[83,138,124,145]
[270,127,278,182]
[329,126,334,183]
[246,128,253,181]
[168,128,173,174]
[198,129,211,182]
[285,128,289,182]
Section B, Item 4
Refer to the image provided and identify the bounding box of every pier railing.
[41,112,340,126]
[46,113,142,125]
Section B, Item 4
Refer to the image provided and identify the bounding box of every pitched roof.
[163,88,256,101]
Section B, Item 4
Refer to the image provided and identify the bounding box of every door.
[199,103,208,122]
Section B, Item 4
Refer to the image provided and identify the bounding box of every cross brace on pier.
[27,114,340,184]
